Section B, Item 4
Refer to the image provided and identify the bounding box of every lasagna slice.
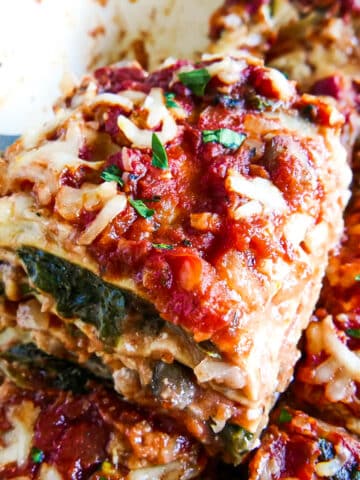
[0,54,350,462]
[292,150,360,434]
[0,333,206,480]
[248,405,360,480]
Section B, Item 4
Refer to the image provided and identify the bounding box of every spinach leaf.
[220,423,254,465]
[0,342,95,393]
[17,247,151,343]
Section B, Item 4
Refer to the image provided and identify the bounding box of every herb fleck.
[31,447,45,464]
[100,165,124,186]
[278,408,292,423]
[165,92,178,108]
[151,133,169,170]
[152,243,174,250]
[129,199,154,218]
[202,128,246,149]
[178,68,211,96]
[346,328,360,339]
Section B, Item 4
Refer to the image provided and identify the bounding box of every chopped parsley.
[152,243,174,250]
[346,328,360,339]
[165,92,178,108]
[178,68,211,96]
[202,128,246,149]
[151,133,168,170]
[355,274,360,281]
[129,198,154,218]
[278,408,292,423]
[31,447,45,464]
[100,165,124,186]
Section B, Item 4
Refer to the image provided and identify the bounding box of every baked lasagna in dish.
[0,53,351,463]
[209,0,360,156]
[248,405,360,480]
[0,332,205,480]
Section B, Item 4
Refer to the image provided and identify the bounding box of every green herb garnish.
[31,447,45,464]
[165,92,178,108]
[220,424,253,465]
[152,243,174,250]
[202,128,246,149]
[100,165,124,186]
[346,328,360,339]
[278,408,292,423]
[178,68,211,96]
[351,470,360,480]
[355,274,360,281]
[151,133,168,170]
[182,239,192,247]
[129,199,154,218]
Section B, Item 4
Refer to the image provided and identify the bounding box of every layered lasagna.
[0,53,351,463]
[292,149,360,433]
[248,405,360,479]
[0,332,205,480]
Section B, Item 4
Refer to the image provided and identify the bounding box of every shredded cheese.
[226,169,287,213]
[117,88,178,148]
[8,120,103,205]
[322,316,360,383]
[78,194,127,245]
[194,358,246,389]
[0,401,40,467]
[55,181,118,221]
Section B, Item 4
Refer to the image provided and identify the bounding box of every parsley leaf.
[346,328,360,339]
[165,92,178,108]
[152,243,174,250]
[202,128,246,149]
[178,68,211,96]
[129,199,154,218]
[31,447,45,464]
[100,165,124,186]
[151,133,168,170]
[278,408,292,423]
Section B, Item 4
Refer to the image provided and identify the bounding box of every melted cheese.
[226,169,287,213]
[38,464,63,480]
[55,181,118,221]
[8,120,103,205]
[0,401,40,467]
[117,88,178,148]
[78,194,127,245]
